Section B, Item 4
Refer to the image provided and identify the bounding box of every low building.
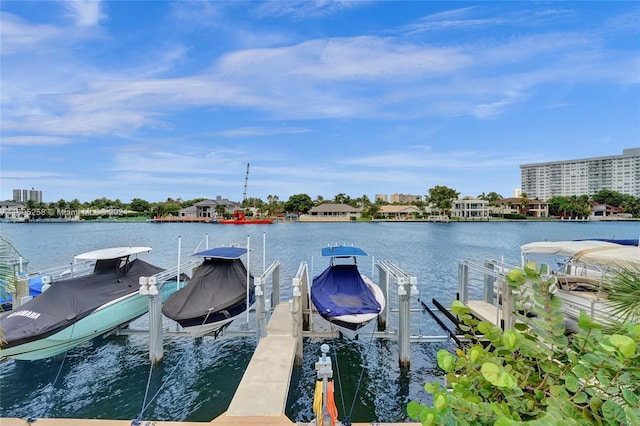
[451,197,489,219]
[301,203,362,221]
[377,205,423,220]
[0,201,27,220]
[590,203,624,220]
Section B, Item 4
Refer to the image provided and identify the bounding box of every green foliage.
[425,185,459,215]
[408,264,640,425]
[283,193,314,214]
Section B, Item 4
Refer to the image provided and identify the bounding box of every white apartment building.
[520,148,640,200]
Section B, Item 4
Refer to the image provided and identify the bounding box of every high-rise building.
[390,193,423,203]
[13,188,42,203]
[520,148,640,200]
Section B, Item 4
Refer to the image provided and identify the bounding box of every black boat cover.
[0,259,164,349]
[162,257,252,321]
[311,264,381,318]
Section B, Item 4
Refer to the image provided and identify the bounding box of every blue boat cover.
[321,246,367,257]
[574,238,639,246]
[193,247,247,259]
[311,264,381,317]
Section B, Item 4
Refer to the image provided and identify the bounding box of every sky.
[1,1,639,204]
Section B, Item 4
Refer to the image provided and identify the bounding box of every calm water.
[1,220,638,422]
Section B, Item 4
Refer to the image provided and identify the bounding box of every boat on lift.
[310,245,386,339]
[162,246,255,337]
[0,247,175,361]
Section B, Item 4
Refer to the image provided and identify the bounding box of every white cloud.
[62,0,105,28]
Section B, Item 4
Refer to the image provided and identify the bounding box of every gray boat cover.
[162,257,252,321]
[0,259,164,349]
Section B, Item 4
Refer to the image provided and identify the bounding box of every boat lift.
[133,234,282,364]
[292,257,452,369]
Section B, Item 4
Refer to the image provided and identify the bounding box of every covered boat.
[310,245,385,339]
[0,247,169,361]
[519,239,639,323]
[162,246,255,338]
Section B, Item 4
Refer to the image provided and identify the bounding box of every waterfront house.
[178,197,237,220]
[377,205,423,220]
[451,197,489,219]
[300,203,362,222]
[490,198,550,218]
[0,201,27,221]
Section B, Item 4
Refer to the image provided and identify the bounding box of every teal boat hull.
[0,280,184,361]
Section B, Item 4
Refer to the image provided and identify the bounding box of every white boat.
[0,247,176,361]
[162,246,255,338]
[310,245,386,339]
[519,239,639,323]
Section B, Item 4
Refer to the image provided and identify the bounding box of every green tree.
[425,185,459,216]
[130,198,150,213]
[266,194,281,216]
[284,194,313,214]
[408,263,640,425]
[593,189,626,207]
[333,193,351,205]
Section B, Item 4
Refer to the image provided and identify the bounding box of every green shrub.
[408,262,640,425]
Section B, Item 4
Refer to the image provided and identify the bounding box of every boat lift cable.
[330,325,378,426]
[132,313,211,425]
[30,322,77,420]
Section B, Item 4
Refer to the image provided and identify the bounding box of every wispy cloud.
[1,136,75,146]
[62,0,104,28]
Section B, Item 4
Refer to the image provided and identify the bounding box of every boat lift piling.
[376,260,419,369]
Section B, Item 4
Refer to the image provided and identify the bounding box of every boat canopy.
[193,247,247,259]
[0,259,164,349]
[162,257,252,322]
[520,240,621,257]
[521,240,639,271]
[321,246,367,257]
[573,246,639,270]
[311,264,381,317]
[75,246,152,261]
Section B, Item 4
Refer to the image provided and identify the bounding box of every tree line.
[6,187,640,220]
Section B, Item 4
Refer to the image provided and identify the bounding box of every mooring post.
[398,277,411,369]
[315,344,333,425]
[271,265,280,311]
[501,279,515,330]
[292,275,304,366]
[483,261,496,304]
[12,275,30,309]
[147,276,164,364]
[377,265,389,331]
[255,277,267,339]
[458,262,469,303]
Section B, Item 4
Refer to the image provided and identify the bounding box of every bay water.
[1,220,637,422]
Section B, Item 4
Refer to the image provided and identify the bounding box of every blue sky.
[1,1,639,204]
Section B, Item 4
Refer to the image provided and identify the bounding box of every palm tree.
[602,266,640,329]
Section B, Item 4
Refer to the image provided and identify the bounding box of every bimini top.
[75,246,152,261]
[520,240,621,257]
[193,246,247,259]
[322,246,367,257]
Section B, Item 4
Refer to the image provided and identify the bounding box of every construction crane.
[243,163,250,202]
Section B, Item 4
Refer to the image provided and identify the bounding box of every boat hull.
[315,275,386,339]
[219,219,273,224]
[0,281,182,361]
[174,296,256,338]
